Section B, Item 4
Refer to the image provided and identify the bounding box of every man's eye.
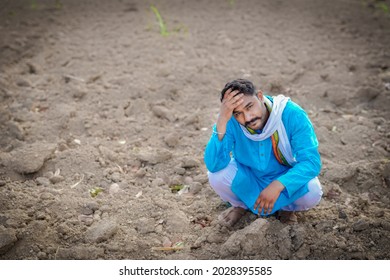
[234,112,240,117]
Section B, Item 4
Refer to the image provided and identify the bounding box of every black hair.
[220,79,256,102]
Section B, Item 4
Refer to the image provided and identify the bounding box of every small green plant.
[150,5,169,36]
[30,0,38,10]
[228,0,235,6]
[169,184,184,193]
[55,0,63,9]
[376,2,389,13]
[89,187,103,198]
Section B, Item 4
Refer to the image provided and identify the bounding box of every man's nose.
[244,112,251,122]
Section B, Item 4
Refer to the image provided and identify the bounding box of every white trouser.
[208,160,323,211]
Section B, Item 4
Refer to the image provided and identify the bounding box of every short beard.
[245,117,261,127]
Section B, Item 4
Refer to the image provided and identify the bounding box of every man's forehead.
[233,95,257,112]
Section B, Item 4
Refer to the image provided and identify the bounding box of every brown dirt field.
[0,0,389,260]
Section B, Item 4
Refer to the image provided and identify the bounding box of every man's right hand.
[216,88,243,140]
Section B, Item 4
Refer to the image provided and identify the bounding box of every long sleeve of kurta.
[204,123,234,173]
[277,107,321,197]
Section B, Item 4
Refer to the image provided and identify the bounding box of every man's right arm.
[204,88,242,172]
[204,123,234,173]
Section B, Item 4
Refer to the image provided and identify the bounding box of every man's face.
[232,91,269,131]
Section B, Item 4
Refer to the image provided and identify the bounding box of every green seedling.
[150,5,169,36]
[89,187,103,198]
[169,184,184,193]
[30,0,38,10]
[55,0,63,9]
[376,2,389,14]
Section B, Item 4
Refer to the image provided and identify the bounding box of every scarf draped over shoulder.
[239,95,296,166]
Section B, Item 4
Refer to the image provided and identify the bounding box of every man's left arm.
[276,108,321,198]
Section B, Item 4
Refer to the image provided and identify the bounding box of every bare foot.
[218,207,247,227]
[277,210,298,224]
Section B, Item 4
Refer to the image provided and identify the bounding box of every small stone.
[0,180,6,187]
[189,182,202,195]
[37,251,47,259]
[135,168,146,178]
[315,221,334,233]
[110,172,121,182]
[86,202,99,212]
[57,142,69,151]
[152,105,175,122]
[36,177,50,187]
[352,220,369,232]
[152,178,165,187]
[0,226,17,254]
[100,205,110,212]
[174,166,186,175]
[183,176,193,185]
[137,149,172,165]
[8,143,56,174]
[49,175,65,184]
[72,87,87,99]
[170,175,182,185]
[16,78,31,87]
[182,158,200,168]
[43,171,54,178]
[338,208,348,219]
[93,212,101,221]
[109,183,120,196]
[39,192,54,200]
[162,236,172,247]
[6,121,24,141]
[183,113,199,126]
[5,219,22,228]
[26,62,40,74]
[78,215,94,226]
[164,133,179,148]
[36,211,47,220]
[80,207,94,216]
[85,220,118,243]
[194,174,208,184]
[98,146,118,162]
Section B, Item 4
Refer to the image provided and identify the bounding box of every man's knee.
[292,177,322,211]
[308,177,323,201]
[296,177,323,209]
[207,161,237,190]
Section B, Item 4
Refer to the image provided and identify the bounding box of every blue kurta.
[204,96,321,215]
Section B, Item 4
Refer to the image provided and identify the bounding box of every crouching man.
[204,79,322,226]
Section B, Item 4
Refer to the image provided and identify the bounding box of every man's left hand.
[253,180,285,215]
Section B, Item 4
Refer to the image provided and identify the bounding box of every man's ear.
[256,90,263,100]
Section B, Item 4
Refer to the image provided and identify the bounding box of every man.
[204,79,322,227]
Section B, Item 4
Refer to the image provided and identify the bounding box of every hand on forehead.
[224,88,242,100]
